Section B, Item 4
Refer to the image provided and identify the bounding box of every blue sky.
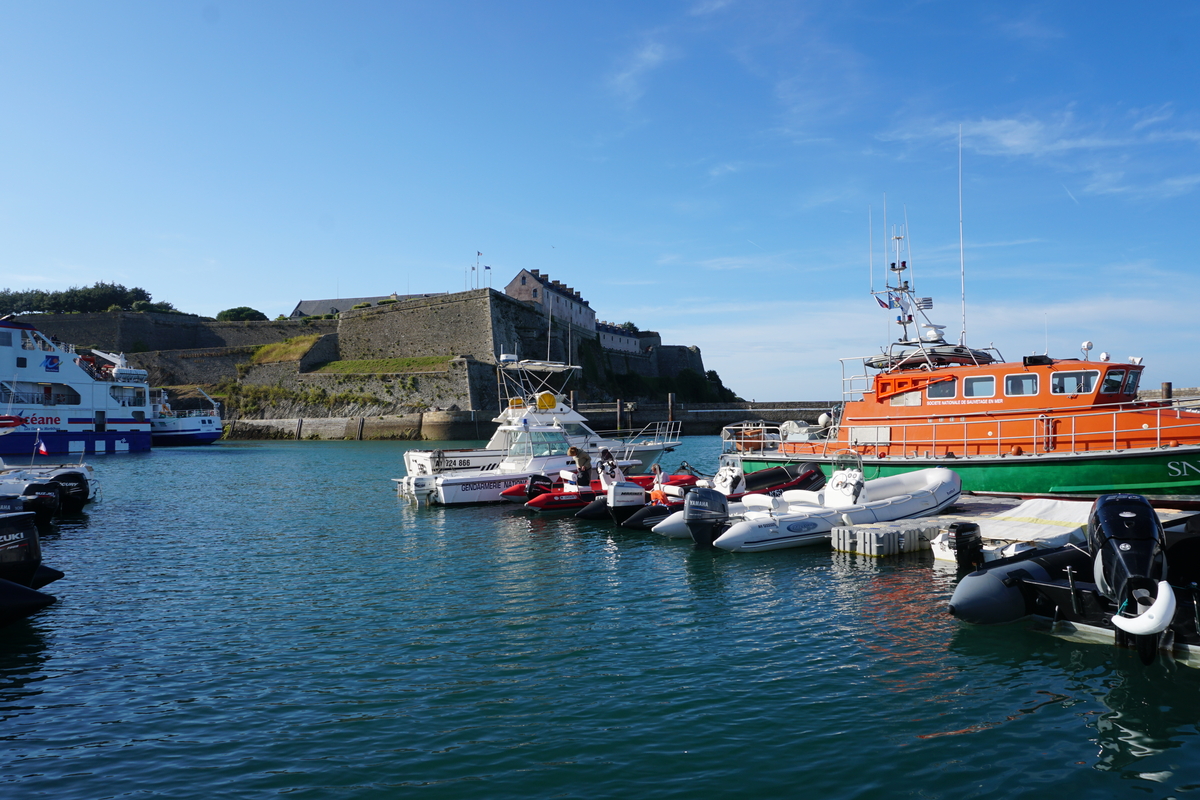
[2,1,1199,400]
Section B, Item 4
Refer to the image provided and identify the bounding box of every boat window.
[1100,370,1126,394]
[963,376,994,398]
[1050,370,1099,395]
[1124,370,1141,395]
[0,332,10,347]
[509,430,570,458]
[558,423,591,437]
[1004,374,1038,396]
[110,386,147,407]
[927,378,956,399]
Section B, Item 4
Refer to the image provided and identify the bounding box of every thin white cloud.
[688,0,734,15]
[993,14,1066,44]
[609,41,674,106]
[708,162,741,177]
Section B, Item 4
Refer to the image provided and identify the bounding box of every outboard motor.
[21,483,61,524]
[1088,494,1175,663]
[683,487,729,548]
[0,512,57,625]
[49,471,89,512]
[524,474,555,503]
[945,522,984,572]
[607,481,648,525]
[399,475,437,506]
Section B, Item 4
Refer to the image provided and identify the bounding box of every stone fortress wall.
[25,291,711,433]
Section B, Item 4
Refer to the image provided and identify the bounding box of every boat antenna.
[903,205,913,291]
[868,206,874,293]
[958,124,967,347]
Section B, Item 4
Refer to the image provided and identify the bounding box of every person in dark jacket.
[567,446,592,485]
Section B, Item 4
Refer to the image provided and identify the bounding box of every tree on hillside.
[0,282,160,314]
[216,306,268,321]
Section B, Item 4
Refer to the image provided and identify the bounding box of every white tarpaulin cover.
[976,498,1094,548]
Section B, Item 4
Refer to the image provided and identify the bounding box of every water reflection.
[949,620,1200,779]
[0,621,50,725]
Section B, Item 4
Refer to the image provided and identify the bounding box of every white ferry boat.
[0,318,152,455]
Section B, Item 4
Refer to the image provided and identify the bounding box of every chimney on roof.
[531,269,540,277]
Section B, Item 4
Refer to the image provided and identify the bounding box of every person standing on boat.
[597,448,624,485]
[568,446,592,486]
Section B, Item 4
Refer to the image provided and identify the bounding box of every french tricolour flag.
[875,295,893,310]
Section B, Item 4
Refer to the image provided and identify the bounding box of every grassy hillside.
[313,356,453,374]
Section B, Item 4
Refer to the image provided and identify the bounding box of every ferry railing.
[720,396,1200,461]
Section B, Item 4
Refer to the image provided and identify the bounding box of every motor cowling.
[525,474,554,502]
[1088,494,1175,654]
[683,487,729,548]
[1088,494,1166,604]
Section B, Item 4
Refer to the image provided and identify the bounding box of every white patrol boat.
[395,421,580,506]
[150,387,223,446]
[0,318,152,456]
[402,357,680,478]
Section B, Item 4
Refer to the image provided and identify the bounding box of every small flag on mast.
[36,435,47,455]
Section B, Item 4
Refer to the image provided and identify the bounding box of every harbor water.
[5,437,1200,799]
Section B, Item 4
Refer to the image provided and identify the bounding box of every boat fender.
[1111,580,1176,636]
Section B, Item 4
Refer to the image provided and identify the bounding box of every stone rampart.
[128,347,257,386]
[232,356,497,416]
[24,312,337,353]
[654,345,705,377]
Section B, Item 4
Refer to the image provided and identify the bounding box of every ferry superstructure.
[0,318,152,455]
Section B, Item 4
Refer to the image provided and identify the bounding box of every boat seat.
[741,494,784,513]
[781,489,823,506]
[560,469,578,483]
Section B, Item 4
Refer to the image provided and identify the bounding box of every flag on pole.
[876,295,889,309]
[36,435,47,455]
[484,265,491,270]
[477,251,483,257]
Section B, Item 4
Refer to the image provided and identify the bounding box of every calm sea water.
[3,437,1200,799]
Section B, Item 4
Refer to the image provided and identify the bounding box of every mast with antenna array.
[958,125,967,347]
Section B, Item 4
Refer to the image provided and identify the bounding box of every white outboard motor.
[1088,493,1176,663]
[683,487,730,548]
[397,475,438,507]
[607,481,648,525]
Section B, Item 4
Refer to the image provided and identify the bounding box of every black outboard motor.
[21,483,61,524]
[683,487,729,548]
[0,512,57,625]
[1088,493,1174,663]
[50,471,90,512]
[524,474,554,503]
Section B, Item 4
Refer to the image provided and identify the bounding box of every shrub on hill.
[217,306,269,321]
